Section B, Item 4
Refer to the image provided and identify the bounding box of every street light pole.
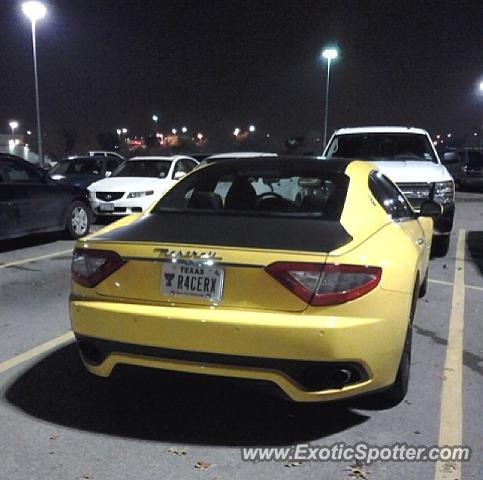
[322,47,338,147]
[22,1,46,167]
[9,121,19,139]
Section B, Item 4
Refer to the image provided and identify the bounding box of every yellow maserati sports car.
[70,157,441,405]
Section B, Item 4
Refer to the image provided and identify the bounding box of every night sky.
[1,0,482,146]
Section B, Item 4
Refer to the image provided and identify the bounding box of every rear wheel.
[65,201,91,239]
[374,283,417,407]
[431,235,450,257]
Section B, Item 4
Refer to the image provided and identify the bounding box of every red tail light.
[265,262,382,306]
[71,248,126,288]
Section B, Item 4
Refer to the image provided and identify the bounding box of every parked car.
[88,155,198,217]
[199,151,278,166]
[323,126,455,256]
[70,157,440,406]
[443,148,483,190]
[88,150,125,161]
[49,156,123,188]
[0,154,91,240]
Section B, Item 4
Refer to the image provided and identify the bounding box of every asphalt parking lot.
[0,191,482,480]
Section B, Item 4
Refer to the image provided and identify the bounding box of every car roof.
[128,155,195,161]
[333,126,430,135]
[205,152,278,160]
[198,155,352,174]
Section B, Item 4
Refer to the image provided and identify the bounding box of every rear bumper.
[70,292,411,402]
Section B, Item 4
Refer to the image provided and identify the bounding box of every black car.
[49,155,123,189]
[0,155,92,241]
[442,148,483,189]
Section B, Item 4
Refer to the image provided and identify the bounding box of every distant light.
[436,134,441,139]
[8,139,16,148]
[474,132,478,136]
[447,133,452,138]
[26,130,32,135]
[433,141,438,146]
[152,115,158,122]
[479,81,483,92]
[197,132,203,140]
[181,126,188,133]
[233,127,240,136]
[122,128,128,134]
[322,47,338,60]
[9,121,19,130]
[266,133,270,138]
[22,1,46,21]
[249,125,256,133]
[172,128,177,135]
[116,129,122,135]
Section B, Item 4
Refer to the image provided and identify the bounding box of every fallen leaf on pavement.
[168,447,187,456]
[346,462,370,479]
[195,460,212,470]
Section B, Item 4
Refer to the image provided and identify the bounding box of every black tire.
[373,283,417,408]
[418,272,428,298]
[431,235,450,258]
[65,201,91,239]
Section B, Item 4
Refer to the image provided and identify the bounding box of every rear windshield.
[325,133,437,163]
[154,162,349,220]
[112,160,172,178]
[50,158,103,175]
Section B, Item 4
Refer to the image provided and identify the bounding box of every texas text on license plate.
[161,262,224,302]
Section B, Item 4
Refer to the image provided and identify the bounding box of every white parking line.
[429,278,483,292]
[0,249,72,270]
[0,332,74,374]
[434,229,465,480]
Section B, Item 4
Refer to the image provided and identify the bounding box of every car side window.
[369,171,414,220]
[106,159,119,173]
[172,159,194,178]
[3,160,43,184]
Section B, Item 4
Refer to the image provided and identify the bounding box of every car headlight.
[127,190,154,199]
[433,181,454,205]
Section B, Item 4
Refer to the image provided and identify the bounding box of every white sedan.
[88,155,198,217]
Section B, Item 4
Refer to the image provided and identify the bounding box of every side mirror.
[105,171,112,177]
[419,200,443,219]
[173,171,186,180]
[442,152,459,165]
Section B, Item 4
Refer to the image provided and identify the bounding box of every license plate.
[99,203,114,212]
[162,261,224,302]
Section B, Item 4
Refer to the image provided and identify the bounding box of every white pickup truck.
[322,126,455,256]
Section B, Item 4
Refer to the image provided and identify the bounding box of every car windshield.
[325,133,438,163]
[112,160,172,178]
[466,151,483,168]
[50,158,103,175]
[154,160,349,220]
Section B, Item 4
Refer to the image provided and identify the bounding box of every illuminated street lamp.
[321,46,339,146]
[181,126,188,134]
[233,127,241,136]
[9,121,19,139]
[197,132,203,141]
[249,125,256,133]
[22,1,47,167]
[116,129,122,136]
[122,128,128,134]
[172,128,177,135]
